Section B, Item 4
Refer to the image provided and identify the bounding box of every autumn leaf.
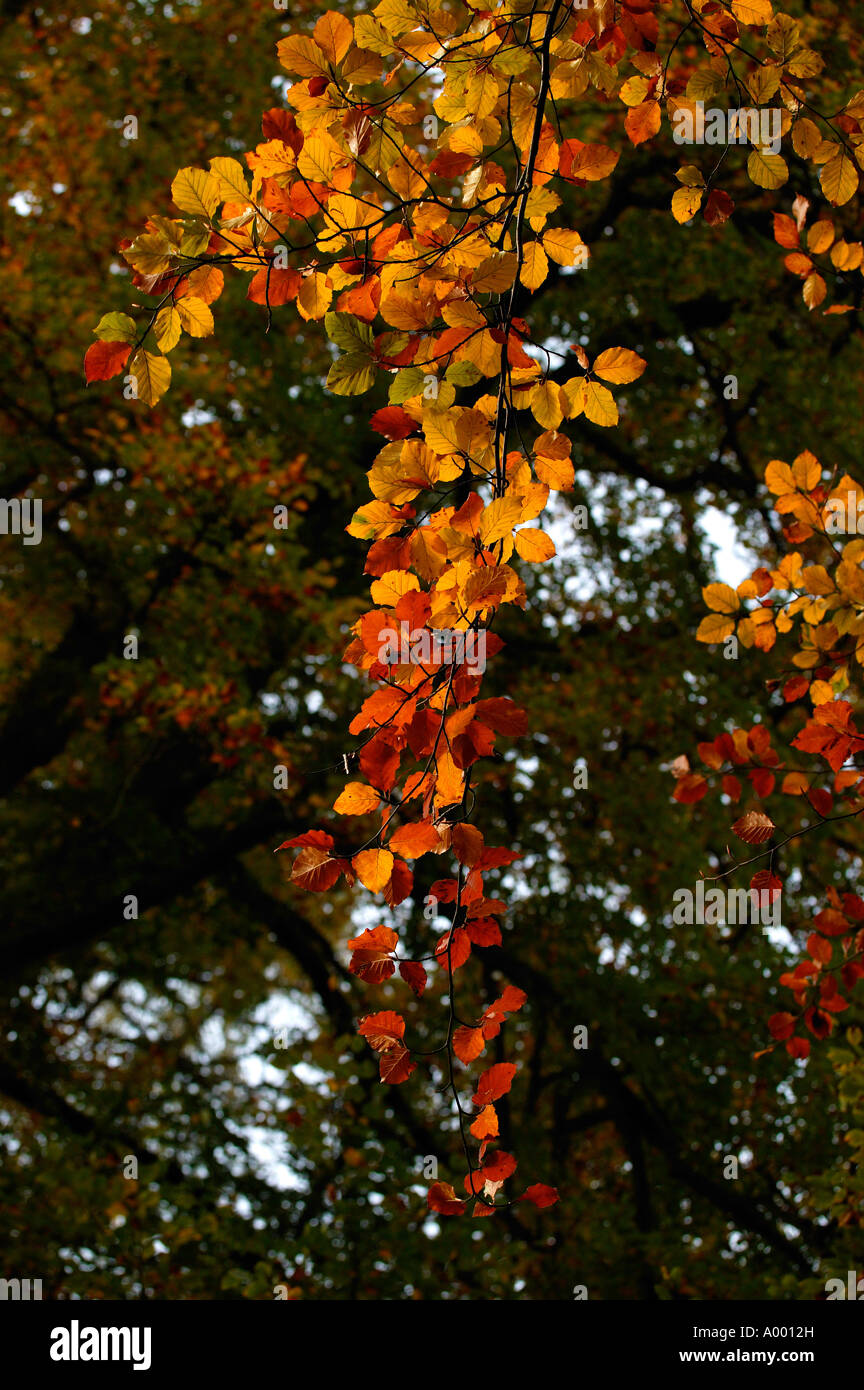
[427,1182,466,1215]
[521,1183,559,1208]
[732,811,775,845]
[453,1026,485,1064]
[84,340,131,384]
[472,1062,517,1107]
[290,847,344,892]
[333,782,380,815]
[352,848,395,892]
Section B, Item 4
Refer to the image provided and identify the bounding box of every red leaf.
[398,959,427,997]
[369,406,416,440]
[813,908,850,937]
[521,1183,559,1208]
[768,1012,796,1040]
[434,926,471,970]
[673,774,708,804]
[277,829,334,851]
[472,1062,517,1106]
[382,859,414,907]
[427,1182,466,1215]
[474,698,528,736]
[704,189,734,225]
[84,340,131,383]
[379,1043,416,1084]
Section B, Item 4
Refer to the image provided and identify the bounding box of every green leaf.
[171,167,221,219]
[324,312,374,354]
[388,366,427,403]
[327,353,376,395]
[94,312,136,343]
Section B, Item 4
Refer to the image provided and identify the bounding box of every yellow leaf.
[792,450,821,490]
[765,458,795,495]
[792,118,825,159]
[209,156,251,204]
[297,134,344,184]
[154,306,181,353]
[277,33,330,77]
[466,69,500,120]
[808,220,835,254]
[535,453,574,491]
[732,0,773,23]
[342,47,383,85]
[592,346,646,385]
[352,848,394,893]
[581,380,618,427]
[619,75,650,107]
[297,273,333,321]
[821,152,859,206]
[479,496,524,546]
[531,381,565,430]
[696,614,736,643]
[671,186,703,223]
[801,564,834,595]
[171,167,221,219]
[176,296,214,339]
[810,680,834,706]
[129,350,171,407]
[542,227,587,267]
[472,252,517,293]
[423,410,461,457]
[519,241,549,291]
[748,151,788,189]
[702,583,740,614]
[314,11,353,64]
[369,569,420,607]
[334,782,380,815]
[514,528,556,562]
[802,272,826,309]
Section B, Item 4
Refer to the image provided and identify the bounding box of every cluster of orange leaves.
[675,451,864,1058]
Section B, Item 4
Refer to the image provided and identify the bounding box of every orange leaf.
[379,1043,416,1084]
[428,1182,466,1215]
[352,847,395,892]
[472,1062,517,1106]
[470,1105,499,1141]
[290,847,344,892]
[333,782,380,815]
[357,1010,405,1050]
[453,1026,486,1064]
[84,340,131,383]
[389,819,442,859]
[732,811,775,844]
